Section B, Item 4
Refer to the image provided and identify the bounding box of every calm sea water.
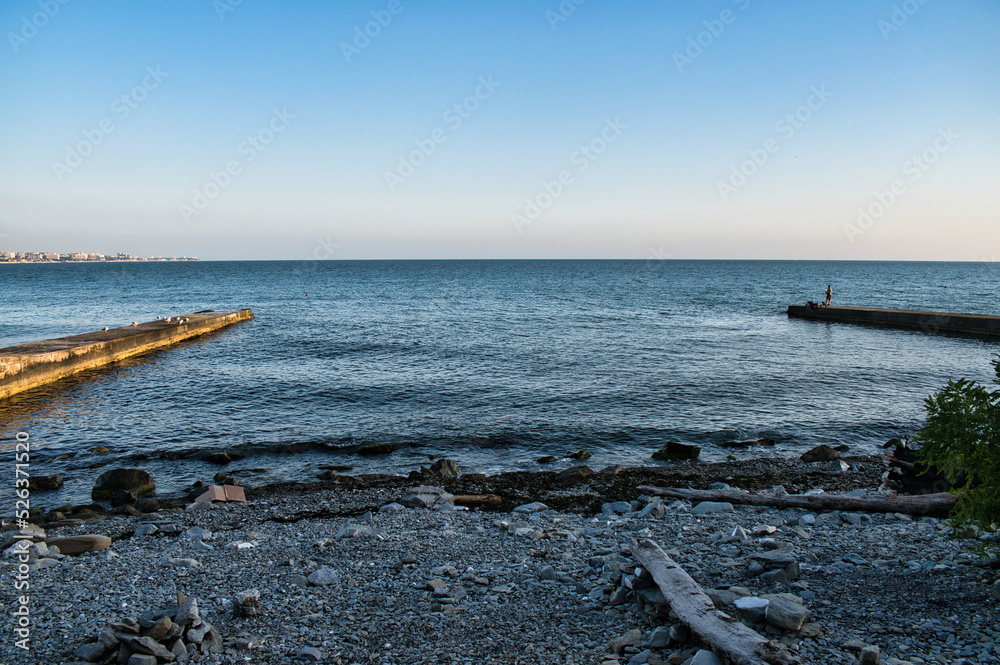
[1,260,998,505]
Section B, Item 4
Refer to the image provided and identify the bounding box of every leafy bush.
[915,355,1000,532]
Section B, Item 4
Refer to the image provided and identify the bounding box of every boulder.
[111,490,137,507]
[644,626,672,648]
[127,636,174,660]
[297,647,323,661]
[608,628,642,655]
[558,465,594,481]
[204,450,241,464]
[45,535,111,555]
[651,442,700,461]
[73,642,109,662]
[233,589,262,617]
[567,449,592,460]
[690,650,724,665]
[174,596,200,625]
[144,616,172,641]
[92,469,155,500]
[357,443,394,456]
[27,474,63,491]
[721,438,776,449]
[399,486,454,509]
[734,596,769,623]
[691,501,734,515]
[128,654,157,665]
[428,458,460,477]
[765,596,809,631]
[307,567,340,586]
[537,455,557,464]
[799,444,840,463]
[860,645,881,665]
[134,499,161,513]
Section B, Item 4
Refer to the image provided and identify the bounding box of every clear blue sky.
[1,0,997,260]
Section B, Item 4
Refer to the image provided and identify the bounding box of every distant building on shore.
[0,251,199,263]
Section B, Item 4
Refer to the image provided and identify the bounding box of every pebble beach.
[2,456,999,665]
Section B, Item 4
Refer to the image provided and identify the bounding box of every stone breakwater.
[1,459,998,665]
[0,309,253,400]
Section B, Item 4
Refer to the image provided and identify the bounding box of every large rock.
[652,442,700,461]
[765,596,809,631]
[608,628,642,655]
[27,474,64,491]
[233,589,262,617]
[734,596,769,623]
[73,642,109,662]
[799,444,840,463]
[399,486,454,509]
[204,450,241,464]
[92,469,155,500]
[691,501,734,515]
[859,645,881,665]
[307,567,340,587]
[690,650,724,665]
[111,490,137,506]
[174,596,200,625]
[45,535,111,555]
[127,636,175,660]
[427,458,460,477]
[558,465,594,481]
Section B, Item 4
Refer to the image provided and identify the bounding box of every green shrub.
[914,355,1000,532]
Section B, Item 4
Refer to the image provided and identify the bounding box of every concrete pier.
[0,309,253,400]
[787,304,1000,337]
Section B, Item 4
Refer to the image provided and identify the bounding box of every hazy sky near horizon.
[1,1,998,261]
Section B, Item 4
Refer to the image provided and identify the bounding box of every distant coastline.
[0,251,198,263]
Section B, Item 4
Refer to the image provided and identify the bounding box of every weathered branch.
[631,538,799,665]
[637,486,956,517]
[452,494,502,508]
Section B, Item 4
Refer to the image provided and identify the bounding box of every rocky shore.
[3,456,999,665]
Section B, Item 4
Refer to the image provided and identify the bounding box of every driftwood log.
[637,485,956,518]
[631,538,799,665]
[452,494,502,508]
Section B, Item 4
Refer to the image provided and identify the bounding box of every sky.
[0,0,998,261]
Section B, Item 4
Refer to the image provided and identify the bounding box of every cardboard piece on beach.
[224,485,246,502]
[194,484,246,503]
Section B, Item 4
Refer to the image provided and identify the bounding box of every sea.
[1,259,998,506]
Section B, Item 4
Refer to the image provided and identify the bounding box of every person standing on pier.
[825,284,833,306]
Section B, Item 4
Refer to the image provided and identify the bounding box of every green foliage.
[915,356,1000,532]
